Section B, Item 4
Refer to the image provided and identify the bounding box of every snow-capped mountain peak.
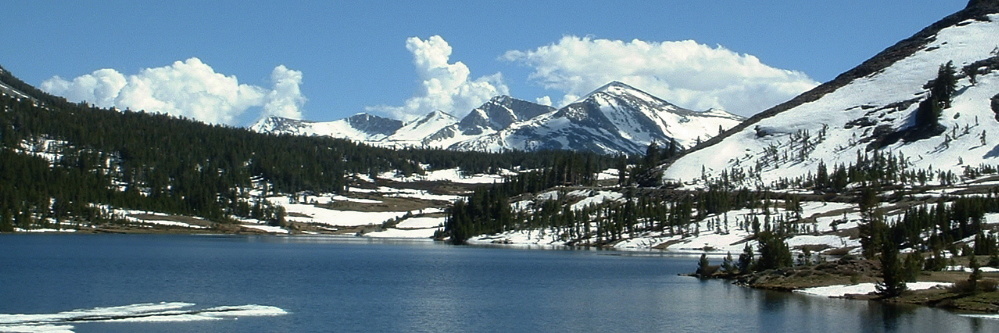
[250,113,402,142]
[451,82,744,154]
[582,81,661,102]
[389,110,458,141]
[252,82,744,155]
[457,95,556,135]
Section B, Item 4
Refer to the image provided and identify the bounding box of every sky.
[0,1,969,126]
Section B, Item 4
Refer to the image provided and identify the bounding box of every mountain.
[253,82,743,155]
[457,95,556,135]
[251,113,402,141]
[453,82,743,154]
[381,110,459,148]
[662,0,999,186]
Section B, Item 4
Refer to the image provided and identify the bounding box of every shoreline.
[690,256,999,315]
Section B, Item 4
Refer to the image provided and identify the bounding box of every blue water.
[1,234,996,332]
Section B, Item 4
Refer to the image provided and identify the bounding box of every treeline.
[444,141,803,244]
[0,69,616,230]
[712,148,979,192]
[443,138,999,258]
[862,190,999,269]
[443,152,616,243]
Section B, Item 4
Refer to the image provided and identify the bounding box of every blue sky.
[1,1,968,125]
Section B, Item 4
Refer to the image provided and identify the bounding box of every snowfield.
[377,167,510,184]
[265,196,415,227]
[663,14,999,189]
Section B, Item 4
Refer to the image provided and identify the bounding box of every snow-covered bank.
[795,282,953,298]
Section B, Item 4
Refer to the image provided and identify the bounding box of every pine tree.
[696,253,711,278]
[738,243,755,274]
[902,253,924,282]
[876,239,907,298]
[968,255,982,294]
[755,231,792,271]
[932,61,957,109]
[915,61,957,129]
[721,251,735,275]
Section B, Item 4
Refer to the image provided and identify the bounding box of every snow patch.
[795,282,952,298]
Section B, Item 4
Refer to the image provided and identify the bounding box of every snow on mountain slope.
[251,82,743,155]
[251,113,402,141]
[385,111,458,146]
[457,95,556,135]
[663,6,999,187]
[453,82,744,154]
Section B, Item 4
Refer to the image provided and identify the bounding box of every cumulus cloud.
[262,65,306,120]
[367,35,509,121]
[503,36,819,116]
[40,58,305,125]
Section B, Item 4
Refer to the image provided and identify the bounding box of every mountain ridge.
[662,3,999,186]
[679,1,999,158]
[253,82,743,155]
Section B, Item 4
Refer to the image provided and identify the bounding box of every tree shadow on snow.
[984,144,999,159]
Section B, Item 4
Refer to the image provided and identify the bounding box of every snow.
[944,265,999,273]
[241,224,290,234]
[349,187,462,201]
[363,228,438,239]
[961,314,999,321]
[469,190,871,255]
[570,190,623,210]
[253,79,740,155]
[377,167,508,184]
[395,217,445,229]
[14,228,76,233]
[0,302,286,332]
[362,216,444,239]
[145,220,207,229]
[597,168,622,180]
[391,111,457,140]
[264,196,417,227]
[664,14,999,188]
[16,138,68,163]
[795,282,953,298]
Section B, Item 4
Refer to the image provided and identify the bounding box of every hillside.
[662,3,999,187]
[0,68,616,234]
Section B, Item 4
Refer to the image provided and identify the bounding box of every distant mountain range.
[251,82,744,155]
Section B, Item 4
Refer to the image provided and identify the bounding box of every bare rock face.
[967,0,999,11]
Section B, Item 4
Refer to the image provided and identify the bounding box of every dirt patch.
[319,195,447,212]
[737,257,882,291]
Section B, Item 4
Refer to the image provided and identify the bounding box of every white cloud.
[41,69,127,108]
[503,36,819,116]
[40,58,306,125]
[535,96,553,106]
[262,65,306,120]
[367,35,509,121]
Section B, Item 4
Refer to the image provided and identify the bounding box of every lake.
[1,234,996,332]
